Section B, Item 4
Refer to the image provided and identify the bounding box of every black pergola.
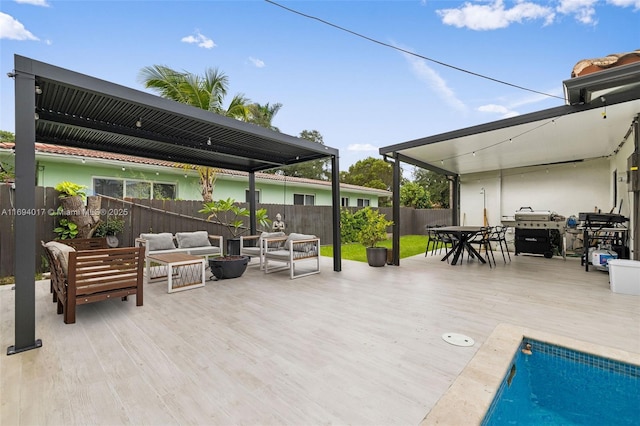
[9,55,342,354]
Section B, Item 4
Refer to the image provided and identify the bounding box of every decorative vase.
[366,247,388,267]
[209,255,249,280]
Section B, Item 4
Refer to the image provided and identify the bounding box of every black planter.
[226,238,241,256]
[366,247,388,267]
[209,255,249,280]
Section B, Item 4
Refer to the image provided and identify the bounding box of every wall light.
[35,86,42,95]
[135,119,142,128]
[122,167,126,171]
[81,158,86,164]
[207,137,212,146]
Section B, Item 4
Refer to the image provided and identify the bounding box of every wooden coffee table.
[145,253,206,293]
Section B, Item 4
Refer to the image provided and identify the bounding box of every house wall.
[611,126,636,258]
[35,157,381,207]
[460,158,611,226]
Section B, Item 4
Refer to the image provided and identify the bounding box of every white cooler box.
[608,259,640,295]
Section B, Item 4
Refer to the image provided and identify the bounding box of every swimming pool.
[482,339,640,425]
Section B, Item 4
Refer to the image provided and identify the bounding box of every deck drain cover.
[442,333,474,347]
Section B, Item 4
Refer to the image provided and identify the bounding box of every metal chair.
[489,226,511,263]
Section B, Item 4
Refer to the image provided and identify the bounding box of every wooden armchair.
[42,241,145,324]
[262,233,320,279]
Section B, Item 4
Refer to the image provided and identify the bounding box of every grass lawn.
[320,235,430,263]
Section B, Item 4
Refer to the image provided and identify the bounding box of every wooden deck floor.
[1,253,639,425]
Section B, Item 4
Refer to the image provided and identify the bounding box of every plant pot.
[226,238,241,256]
[106,235,119,248]
[366,247,388,267]
[209,255,249,280]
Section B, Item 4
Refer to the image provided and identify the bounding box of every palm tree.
[248,102,282,131]
[138,65,253,201]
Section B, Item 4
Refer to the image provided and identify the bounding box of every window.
[357,198,370,207]
[93,177,176,200]
[341,197,349,207]
[293,193,315,206]
[245,189,261,203]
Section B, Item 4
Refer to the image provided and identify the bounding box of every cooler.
[608,259,640,295]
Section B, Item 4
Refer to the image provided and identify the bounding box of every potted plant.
[93,216,125,247]
[357,207,393,267]
[54,181,102,238]
[198,197,271,279]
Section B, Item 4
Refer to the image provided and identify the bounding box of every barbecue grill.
[511,207,566,258]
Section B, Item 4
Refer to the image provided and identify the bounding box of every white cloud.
[0,12,39,41]
[401,49,467,111]
[437,0,555,30]
[607,0,640,8]
[181,31,215,49]
[248,57,265,68]
[348,143,378,151]
[15,0,50,6]
[557,0,598,24]
[478,104,520,118]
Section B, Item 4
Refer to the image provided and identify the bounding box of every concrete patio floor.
[1,252,639,425]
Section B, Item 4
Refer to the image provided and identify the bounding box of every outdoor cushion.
[176,231,211,249]
[285,233,317,252]
[45,241,76,275]
[140,233,176,251]
[260,231,286,249]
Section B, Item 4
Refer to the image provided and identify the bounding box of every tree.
[248,102,282,131]
[264,130,330,180]
[400,181,432,208]
[0,130,15,142]
[413,169,450,208]
[340,157,394,190]
[138,65,254,201]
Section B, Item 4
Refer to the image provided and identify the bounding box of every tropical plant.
[93,216,125,237]
[199,197,271,238]
[356,207,393,248]
[400,181,432,209]
[53,216,79,240]
[248,102,282,131]
[54,181,87,199]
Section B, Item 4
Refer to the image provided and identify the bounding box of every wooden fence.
[0,184,451,277]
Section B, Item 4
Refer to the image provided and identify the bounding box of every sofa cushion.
[260,231,286,249]
[45,241,76,276]
[285,233,317,252]
[140,233,176,251]
[176,231,211,249]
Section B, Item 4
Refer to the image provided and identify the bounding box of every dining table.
[432,226,487,265]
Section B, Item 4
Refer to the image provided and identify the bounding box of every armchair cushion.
[285,233,317,252]
[45,241,76,275]
[176,231,211,249]
[260,231,286,248]
[140,232,176,251]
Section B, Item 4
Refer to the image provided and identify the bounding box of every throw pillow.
[176,231,211,249]
[140,233,176,251]
[45,241,76,276]
[285,233,317,252]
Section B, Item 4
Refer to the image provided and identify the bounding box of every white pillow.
[140,233,176,251]
[285,233,317,252]
[176,231,211,249]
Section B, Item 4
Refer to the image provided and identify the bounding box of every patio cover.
[380,61,640,265]
[9,55,342,354]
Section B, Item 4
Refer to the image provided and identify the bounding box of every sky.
[1,0,639,175]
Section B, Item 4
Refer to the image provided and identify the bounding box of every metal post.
[331,155,341,272]
[248,171,256,235]
[8,60,42,355]
[392,154,401,266]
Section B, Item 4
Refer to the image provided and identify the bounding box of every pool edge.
[420,323,640,425]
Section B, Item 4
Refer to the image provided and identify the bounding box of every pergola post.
[331,155,341,272]
[392,154,401,266]
[8,63,42,355]
[249,171,256,234]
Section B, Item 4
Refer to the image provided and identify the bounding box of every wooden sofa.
[42,241,145,324]
[262,233,321,279]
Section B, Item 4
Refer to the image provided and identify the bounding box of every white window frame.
[293,193,316,206]
[93,176,177,200]
[357,198,370,207]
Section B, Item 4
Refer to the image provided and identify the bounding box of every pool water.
[482,339,640,425]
